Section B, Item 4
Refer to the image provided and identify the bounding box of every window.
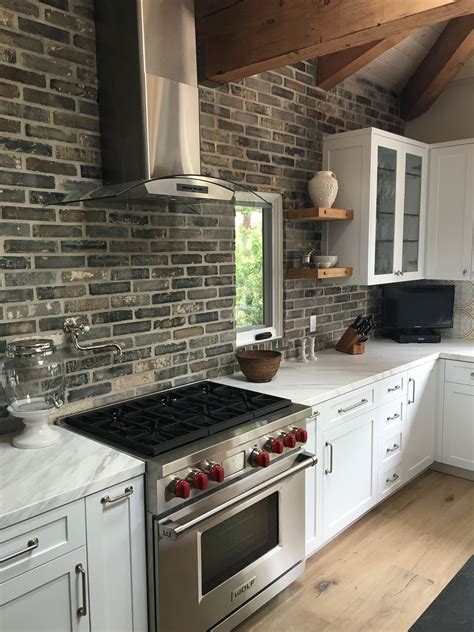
[235,192,283,346]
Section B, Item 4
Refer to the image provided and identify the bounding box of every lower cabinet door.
[404,361,438,481]
[85,475,148,632]
[442,382,474,471]
[322,412,376,542]
[0,547,90,632]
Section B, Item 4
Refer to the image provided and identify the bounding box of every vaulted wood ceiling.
[196,0,474,120]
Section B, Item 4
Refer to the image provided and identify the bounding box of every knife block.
[335,326,365,355]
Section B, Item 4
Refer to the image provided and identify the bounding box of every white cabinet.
[0,548,90,632]
[440,360,474,471]
[322,411,376,541]
[324,127,428,285]
[404,361,438,481]
[86,477,148,632]
[0,475,147,632]
[425,140,474,281]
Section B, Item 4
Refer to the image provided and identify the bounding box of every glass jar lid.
[6,338,56,358]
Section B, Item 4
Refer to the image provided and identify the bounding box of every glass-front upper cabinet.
[324,128,428,286]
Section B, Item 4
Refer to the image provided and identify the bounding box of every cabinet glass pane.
[402,153,422,273]
[375,147,397,275]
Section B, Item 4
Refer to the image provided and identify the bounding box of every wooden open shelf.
[287,266,353,280]
[288,206,354,221]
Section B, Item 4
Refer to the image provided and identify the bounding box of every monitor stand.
[388,329,441,344]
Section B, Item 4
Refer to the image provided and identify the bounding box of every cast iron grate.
[63,381,291,456]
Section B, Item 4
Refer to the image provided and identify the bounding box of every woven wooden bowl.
[236,350,282,383]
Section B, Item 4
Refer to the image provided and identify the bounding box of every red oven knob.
[295,428,308,444]
[268,437,284,454]
[172,479,190,499]
[209,464,225,483]
[282,432,297,448]
[191,471,208,491]
[250,449,270,468]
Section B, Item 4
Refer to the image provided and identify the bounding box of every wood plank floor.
[236,471,474,632]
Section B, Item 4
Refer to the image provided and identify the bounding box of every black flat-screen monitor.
[383,285,455,329]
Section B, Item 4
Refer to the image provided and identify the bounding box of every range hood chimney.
[58,0,268,207]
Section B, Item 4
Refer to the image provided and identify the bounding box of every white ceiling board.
[353,21,473,93]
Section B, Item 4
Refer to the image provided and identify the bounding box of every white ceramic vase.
[308,171,338,207]
[8,400,60,449]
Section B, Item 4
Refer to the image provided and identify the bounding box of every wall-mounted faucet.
[63,317,123,359]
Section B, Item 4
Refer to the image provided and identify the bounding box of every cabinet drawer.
[379,372,407,404]
[445,360,474,386]
[323,384,377,429]
[377,399,404,437]
[378,430,403,466]
[378,462,403,499]
[0,500,85,582]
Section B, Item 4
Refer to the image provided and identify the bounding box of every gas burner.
[63,381,292,457]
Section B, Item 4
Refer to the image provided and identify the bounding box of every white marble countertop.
[216,339,474,408]
[0,426,145,529]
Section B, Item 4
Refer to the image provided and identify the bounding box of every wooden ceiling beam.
[401,15,474,120]
[195,0,474,84]
[317,32,412,91]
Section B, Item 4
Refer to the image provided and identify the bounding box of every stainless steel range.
[63,381,317,632]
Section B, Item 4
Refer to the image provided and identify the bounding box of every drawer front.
[377,399,404,437]
[378,430,403,466]
[379,371,407,404]
[445,360,474,386]
[323,384,377,429]
[0,499,85,582]
[378,461,403,499]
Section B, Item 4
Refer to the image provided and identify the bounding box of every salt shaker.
[307,337,317,361]
[298,338,308,363]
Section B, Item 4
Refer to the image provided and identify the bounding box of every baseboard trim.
[430,462,474,481]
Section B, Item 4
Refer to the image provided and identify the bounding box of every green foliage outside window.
[235,207,264,328]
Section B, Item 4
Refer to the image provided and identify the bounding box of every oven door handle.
[158,452,317,540]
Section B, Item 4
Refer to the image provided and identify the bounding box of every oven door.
[155,452,316,632]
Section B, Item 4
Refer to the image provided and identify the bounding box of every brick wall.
[0,0,404,415]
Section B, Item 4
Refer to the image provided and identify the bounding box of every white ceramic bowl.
[312,255,338,269]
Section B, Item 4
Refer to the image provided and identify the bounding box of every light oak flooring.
[236,471,474,632]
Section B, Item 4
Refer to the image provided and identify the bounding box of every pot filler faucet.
[63,317,123,358]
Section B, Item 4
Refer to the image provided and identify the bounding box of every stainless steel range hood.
[58,0,268,207]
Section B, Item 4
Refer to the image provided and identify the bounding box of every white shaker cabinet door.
[0,547,90,632]
[404,361,438,481]
[85,475,148,632]
[426,142,474,281]
[442,382,474,471]
[322,412,376,542]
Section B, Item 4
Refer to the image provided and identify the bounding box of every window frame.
[235,192,283,347]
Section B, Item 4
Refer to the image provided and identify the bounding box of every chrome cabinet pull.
[408,377,416,404]
[0,537,39,564]
[463,268,468,275]
[470,372,474,378]
[325,441,333,475]
[386,443,400,453]
[159,453,317,540]
[387,413,400,421]
[101,485,134,505]
[76,563,87,617]
[337,398,368,414]
[387,385,401,392]
[386,473,400,483]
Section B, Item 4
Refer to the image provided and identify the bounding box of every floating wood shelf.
[287,267,353,280]
[288,207,354,221]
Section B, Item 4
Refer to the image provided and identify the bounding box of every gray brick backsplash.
[0,1,404,413]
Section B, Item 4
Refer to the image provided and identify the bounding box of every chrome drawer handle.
[325,441,333,475]
[408,377,416,404]
[387,385,401,392]
[0,537,39,564]
[101,485,134,505]
[386,473,400,483]
[338,398,368,414]
[387,413,400,421]
[76,563,87,617]
[386,443,400,453]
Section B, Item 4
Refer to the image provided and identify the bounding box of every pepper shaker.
[307,337,317,361]
[298,338,308,363]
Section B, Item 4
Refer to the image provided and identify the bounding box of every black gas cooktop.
[63,381,292,457]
